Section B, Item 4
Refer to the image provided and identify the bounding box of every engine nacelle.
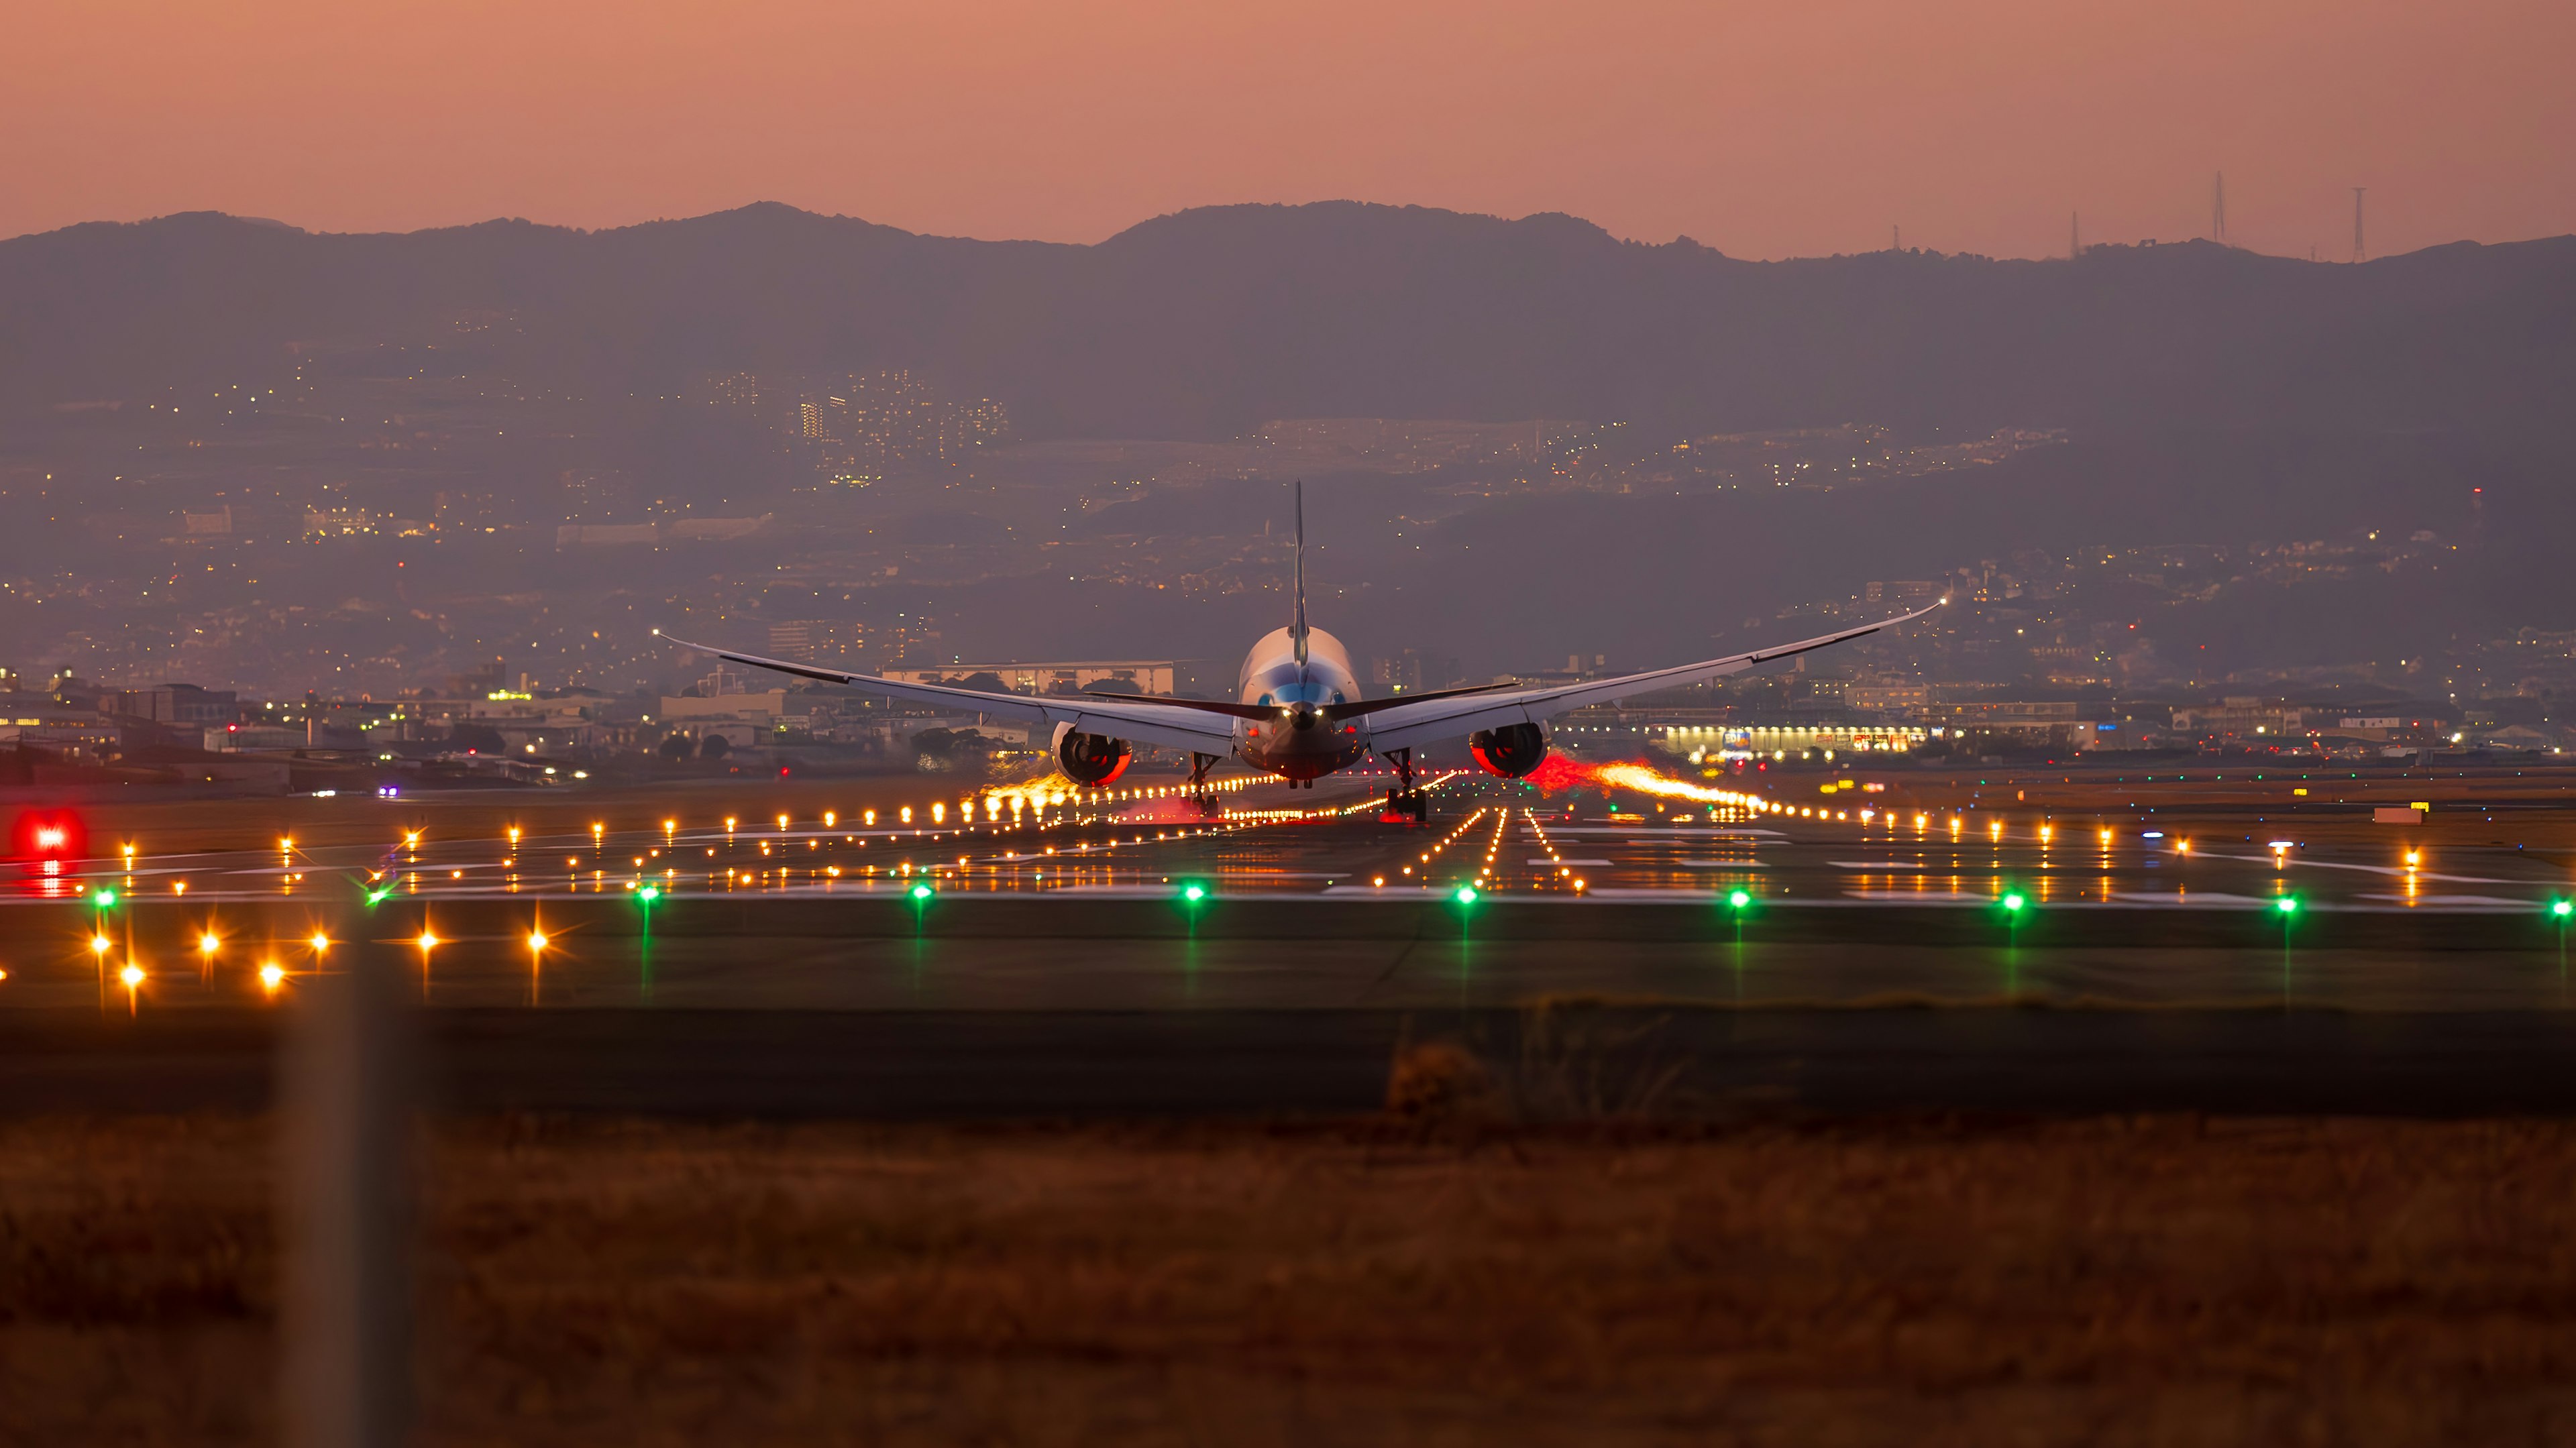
[1053,722,1134,786]
[1468,722,1548,779]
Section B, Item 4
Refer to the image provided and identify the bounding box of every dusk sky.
[8,0,2570,260]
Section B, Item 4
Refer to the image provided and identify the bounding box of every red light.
[12,811,87,862]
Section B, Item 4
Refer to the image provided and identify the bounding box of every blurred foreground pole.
[281,948,415,1448]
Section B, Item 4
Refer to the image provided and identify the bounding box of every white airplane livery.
[661,483,1940,818]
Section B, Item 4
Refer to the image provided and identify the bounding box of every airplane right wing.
[1354,601,1944,755]
[655,632,1245,755]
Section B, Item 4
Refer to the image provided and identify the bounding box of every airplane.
[657,482,1941,819]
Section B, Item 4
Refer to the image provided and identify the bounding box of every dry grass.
[9,1113,2576,1445]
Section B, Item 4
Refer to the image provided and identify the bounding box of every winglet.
[1290,479,1309,667]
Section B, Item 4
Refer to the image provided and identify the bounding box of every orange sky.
[7,0,2569,259]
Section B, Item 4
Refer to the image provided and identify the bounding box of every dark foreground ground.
[11,1107,2576,1447]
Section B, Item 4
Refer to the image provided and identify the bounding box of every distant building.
[1371,649,1460,693]
[2170,698,2309,736]
[305,508,378,537]
[879,660,1197,697]
[767,620,873,667]
[113,683,239,726]
[1,709,120,758]
[1845,683,1930,715]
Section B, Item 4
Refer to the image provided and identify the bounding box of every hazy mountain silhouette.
[3,201,2571,451]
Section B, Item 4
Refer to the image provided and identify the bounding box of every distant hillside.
[3,201,2573,447]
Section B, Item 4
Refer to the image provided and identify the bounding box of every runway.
[10,760,2576,1118]
[13,759,2576,918]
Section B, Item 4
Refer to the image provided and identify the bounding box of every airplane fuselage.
[1232,624,1371,781]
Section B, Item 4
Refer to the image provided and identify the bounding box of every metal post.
[280,946,415,1448]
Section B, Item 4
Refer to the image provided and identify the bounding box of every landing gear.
[1188,753,1222,817]
[1381,748,1431,822]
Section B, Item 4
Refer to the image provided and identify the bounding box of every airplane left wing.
[1354,601,1944,755]
[655,632,1242,754]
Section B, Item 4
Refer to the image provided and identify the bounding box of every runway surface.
[10,760,2576,1117]
[13,759,2576,917]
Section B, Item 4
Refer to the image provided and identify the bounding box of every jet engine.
[1468,722,1548,779]
[1053,723,1134,786]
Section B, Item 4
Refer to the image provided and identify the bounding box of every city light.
[198,932,219,956]
[120,963,145,988]
[260,962,285,992]
[309,932,330,954]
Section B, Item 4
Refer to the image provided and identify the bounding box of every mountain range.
[5,202,2572,451]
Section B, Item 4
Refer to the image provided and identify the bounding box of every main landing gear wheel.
[1379,746,1428,822]
[1187,751,1222,818]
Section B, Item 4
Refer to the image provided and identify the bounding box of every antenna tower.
[2352,187,2367,263]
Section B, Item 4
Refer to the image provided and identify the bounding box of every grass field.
[10,1104,2576,1445]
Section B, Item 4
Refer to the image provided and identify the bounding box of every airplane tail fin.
[1290,479,1309,666]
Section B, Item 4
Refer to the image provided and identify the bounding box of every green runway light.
[2276,897,2300,915]
[1181,883,1206,903]
[366,887,391,905]
[1454,885,1479,905]
[91,889,116,907]
[2002,893,2025,912]
[909,883,934,901]
[1728,889,1752,909]
[2553,900,2572,918]
[637,885,660,903]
